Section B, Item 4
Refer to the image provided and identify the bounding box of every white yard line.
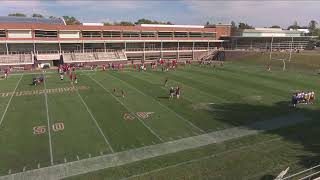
[0,74,23,127]
[43,74,54,165]
[108,73,205,133]
[89,75,164,142]
[74,84,115,153]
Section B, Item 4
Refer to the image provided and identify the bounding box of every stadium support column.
[160,41,163,58]
[235,39,238,49]
[5,41,8,55]
[82,40,85,53]
[192,42,195,60]
[58,39,62,54]
[143,41,146,62]
[33,41,36,54]
[177,41,180,61]
[207,40,210,55]
[265,41,268,50]
[104,41,106,53]
[124,41,127,51]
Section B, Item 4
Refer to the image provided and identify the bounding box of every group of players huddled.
[291,91,316,107]
[58,64,77,84]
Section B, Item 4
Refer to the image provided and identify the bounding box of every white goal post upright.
[269,36,294,71]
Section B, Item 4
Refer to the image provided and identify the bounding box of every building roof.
[0,16,65,25]
[243,28,301,34]
[0,23,218,32]
[138,24,205,28]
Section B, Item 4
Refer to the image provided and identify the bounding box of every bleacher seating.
[198,48,219,61]
[0,53,33,65]
[63,50,127,63]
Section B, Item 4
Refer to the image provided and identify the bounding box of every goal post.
[269,36,294,71]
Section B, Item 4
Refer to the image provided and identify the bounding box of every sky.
[0,0,319,28]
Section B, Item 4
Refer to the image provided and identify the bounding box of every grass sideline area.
[0,52,319,179]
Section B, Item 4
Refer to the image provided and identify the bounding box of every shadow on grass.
[157,96,169,99]
[204,101,320,178]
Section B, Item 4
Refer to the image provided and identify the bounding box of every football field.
[0,53,319,179]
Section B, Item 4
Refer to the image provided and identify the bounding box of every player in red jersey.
[69,72,73,80]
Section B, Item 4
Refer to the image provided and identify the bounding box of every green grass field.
[0,52,319,179]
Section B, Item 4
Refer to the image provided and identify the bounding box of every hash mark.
[64,157,67,163]
[23,167,26,172]
[76,155,80,161]
[8,169,11,174]
[38,163,40,169]
[88,153,91,158]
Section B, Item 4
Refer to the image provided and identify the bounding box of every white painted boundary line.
[108,73,205,133]
[0,74,23,127]
[121,137,284,180]
[43,73,54,165]
[74,84,115,153]
[89,75,164,142]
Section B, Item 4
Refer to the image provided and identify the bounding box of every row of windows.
[34,30,58,38]
[0,30,6,37]
[0,30,216,39]
[39,31,216,39]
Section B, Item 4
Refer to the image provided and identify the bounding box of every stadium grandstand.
[0,16,231,68]
[222,27,316,50]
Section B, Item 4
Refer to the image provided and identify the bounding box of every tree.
[230,21,238,35]
[270,25,281,28]
[288,21,300,30]
[308,20,318,35]
[62,16,81,25]
[135,18,154,25]
[134,18,173,25]
[103,22,112,26]
[8,13,26,17]
[32,13,44,18]
[238,22,254,29]
[114,21,135,26]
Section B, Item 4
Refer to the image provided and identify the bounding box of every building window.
[203,33,216,39]
[82,31,101,38]
[174,32,188,38]
[141,31,156,37]
[102,31,121,37]
[0,30,5,37]
[35,30,58,38]
[122,31,140,38]
[158,32,173,38]
[189,32,202,38]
